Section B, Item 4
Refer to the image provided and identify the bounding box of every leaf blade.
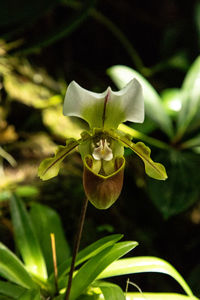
[107,65,173,137]
[56,234,123,285]
[30,203,70,276]
[177,56,200,138]
[69,241,138,300]
[98,256,194,297]
[94,281,125,300]
[0,281,26,299]
[126,293,199,300]
[10,195,47,281]
[0,243,36,289]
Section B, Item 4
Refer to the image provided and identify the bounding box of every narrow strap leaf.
[38,138,80,180]
[0,281,26,299]
[0,243,37,289]
[10,195,47,281]
[126,293,199,300]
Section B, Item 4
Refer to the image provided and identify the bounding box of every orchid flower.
[38,80,167,209]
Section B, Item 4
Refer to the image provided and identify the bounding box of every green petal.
[109,132,167,180]
[38,138,79,180]
[63,80,144,129]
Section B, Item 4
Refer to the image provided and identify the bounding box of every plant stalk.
[64,197,89,300]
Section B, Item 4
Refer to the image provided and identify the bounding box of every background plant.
[0,195,198,300]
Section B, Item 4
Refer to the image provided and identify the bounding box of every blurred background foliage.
[0,0,200,297]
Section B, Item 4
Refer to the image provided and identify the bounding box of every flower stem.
[64,197,89,300]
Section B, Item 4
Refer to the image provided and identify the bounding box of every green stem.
[64,197,89,300]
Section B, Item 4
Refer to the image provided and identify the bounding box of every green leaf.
[148,151,200,218]
[56,234,123,284]
[0,281,25,299]
[10,195,47,281]
[98,257,194,297]
[94,281,125,300]
[19,289,41,300]
[0,243,36,289]
[177,56,200,138]
[69,241,138,300]
[126,293,199,300]
[111,132,167,180]
[38,138,79,180]
[30,203,70,276]
[107,65,173,137]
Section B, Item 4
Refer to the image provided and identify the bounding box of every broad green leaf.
[148,151,200,218]
[30,203,70,276]
[0,243,36,289]
[177,56,200,138]
[111,132,167,180]
[126,293,199,300]
[69,241,138,300]
[10,195,47,281]
[107,65,173,137]
[56,234,123,285]
[98,256,194,297]
[94,281,125,300]
[19,289,41,300]
[38,138,79,180]
[0,281,25,299]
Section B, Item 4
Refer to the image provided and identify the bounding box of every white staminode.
[92,139,113,161]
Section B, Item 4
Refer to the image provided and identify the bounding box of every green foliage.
[30,203,71,276]
[0,196,197,300]
[10,195,48,281]
[108,55,200,218]
[107,65,173,137]
[0,243,36,289]
[0,2,200,299]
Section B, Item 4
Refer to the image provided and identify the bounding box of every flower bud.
[83,155,125,209]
